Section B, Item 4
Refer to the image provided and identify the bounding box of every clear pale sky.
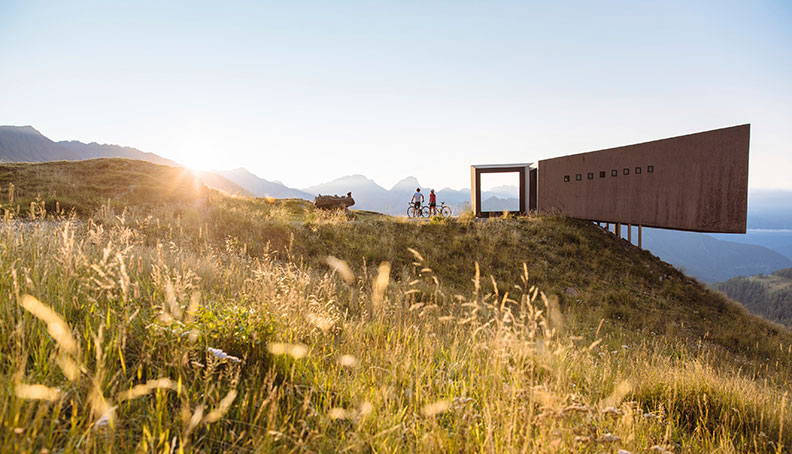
[1,1,790,190]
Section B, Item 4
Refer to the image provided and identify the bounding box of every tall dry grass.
[0,196,790,453]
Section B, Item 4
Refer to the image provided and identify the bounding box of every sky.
[1,0,790,191]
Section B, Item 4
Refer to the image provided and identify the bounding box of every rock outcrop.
[313,192,355,211]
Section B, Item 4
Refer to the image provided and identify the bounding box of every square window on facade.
[647,165,654,173]
[587,172,594,180]
[611,170,617,177]
[623,168,629,175]
[599,171,606,178]
[635,167,642,174]
[564,175,570,182]
[575,174,582,181]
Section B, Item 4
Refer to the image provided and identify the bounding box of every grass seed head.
[204,389,238,423]
[15,383,61,402]
[326,255,355,285]
[328,408,347,420]
[20,295,77,355]
[421,399,450,417]
[269,342,308,360]
[339,354,357,368]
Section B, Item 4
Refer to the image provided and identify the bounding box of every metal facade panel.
[536,124,750,233]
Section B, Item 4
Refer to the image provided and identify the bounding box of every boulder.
[313,192,355,211]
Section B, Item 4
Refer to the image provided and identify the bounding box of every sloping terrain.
[1,159,792,453]
[0,159,209,215]
[0,125,250,196]
[715,268,792,326]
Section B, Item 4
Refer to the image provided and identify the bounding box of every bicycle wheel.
[420,206,430,218]
[407,206,416,218]
[440,206,451,217]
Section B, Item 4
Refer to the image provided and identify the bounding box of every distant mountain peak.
[0,125,43,135]
[391,176,422,191]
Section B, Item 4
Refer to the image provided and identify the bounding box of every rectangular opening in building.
[480,172,520,212]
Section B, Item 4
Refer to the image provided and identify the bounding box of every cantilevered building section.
[537,124,750,233]
[471,124,750,235]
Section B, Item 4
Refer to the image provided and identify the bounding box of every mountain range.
[2,124,791,283]
[0,125,251,196]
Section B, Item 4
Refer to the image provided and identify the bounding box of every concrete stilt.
[638,225,642,248]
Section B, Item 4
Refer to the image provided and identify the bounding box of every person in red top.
[428,189,437,216]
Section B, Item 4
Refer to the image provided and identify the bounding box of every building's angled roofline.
[471,163,534,168]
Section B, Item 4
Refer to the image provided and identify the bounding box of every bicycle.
[407,201,452,218]
[423,201,452,218]
[407,202,427,218]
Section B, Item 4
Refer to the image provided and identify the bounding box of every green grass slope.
[0,158,211,216]
[1,159,791,453]
[715,268,792,326]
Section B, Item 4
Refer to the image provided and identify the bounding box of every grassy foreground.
[1,160,792,453]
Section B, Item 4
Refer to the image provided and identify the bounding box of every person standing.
[428,189,437,216]
[410,188,424,214]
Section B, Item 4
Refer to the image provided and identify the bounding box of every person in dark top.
[428,189,437,216]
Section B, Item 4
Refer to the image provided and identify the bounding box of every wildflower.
[207,347,241,363]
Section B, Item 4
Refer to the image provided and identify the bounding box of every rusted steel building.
[471,124,750,235]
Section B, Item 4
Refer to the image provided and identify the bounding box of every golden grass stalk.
[326,255,355,285]
[204,389,238,423]
[338,354,357,368]
[407,247,424,262]
[601,380,632,409]
[421,399,451,417]
[14,383,61,402]
[117,378,178,401]
[20,294,77,355]
[372,262,391,310]
[268,343,308,359]
[55,353,81,381]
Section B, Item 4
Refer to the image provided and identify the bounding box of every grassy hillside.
[2,159,792,453]
[715,268,792,326]
[0,159,211,216]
